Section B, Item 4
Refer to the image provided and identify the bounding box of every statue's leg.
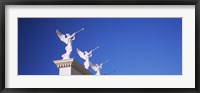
[62,54,70,59]
[96,71,100,75]
[84,62,89,69]
[62,46,71,59]
[66,47,72,58]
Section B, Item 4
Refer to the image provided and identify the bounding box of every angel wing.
[77,48,86,60]
[90,62,97,71]
[56,30,68,44]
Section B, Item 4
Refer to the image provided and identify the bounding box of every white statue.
[77,46,99,69]
[90,60,109,75]
[56,28,84,59]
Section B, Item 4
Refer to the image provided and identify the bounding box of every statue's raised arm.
[100,60,109,68]
[70,28,84,38]
[89,46,99,54]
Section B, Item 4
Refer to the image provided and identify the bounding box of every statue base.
[53,58,92,75]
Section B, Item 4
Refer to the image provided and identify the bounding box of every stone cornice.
[53,58,92,75]
[54,59,73,68]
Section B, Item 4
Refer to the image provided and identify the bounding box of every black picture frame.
[0,0,200,93]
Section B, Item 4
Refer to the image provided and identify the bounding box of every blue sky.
[18,18,182,75]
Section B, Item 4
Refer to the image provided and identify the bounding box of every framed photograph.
[0,0,200,93]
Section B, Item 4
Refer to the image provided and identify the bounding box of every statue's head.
[96,64,99,66]
[84,51,88,54]
[66,33,70,37]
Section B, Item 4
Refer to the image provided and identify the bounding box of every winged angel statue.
[90,60,109,75]
[56,28,84,59]
[77,46,99,69]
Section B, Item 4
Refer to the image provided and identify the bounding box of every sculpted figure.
[56,28,84,59]
[77,46,99,69]
[90,60,109,75]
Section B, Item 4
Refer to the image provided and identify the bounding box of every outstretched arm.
[100,64,103,69]
[89,50,93,55]
[70,28,84,38]
[70,33,76,38]
[89,46,99,54]
[100,60,109,69]
[89,53,92,57]
[72,36,75,40]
